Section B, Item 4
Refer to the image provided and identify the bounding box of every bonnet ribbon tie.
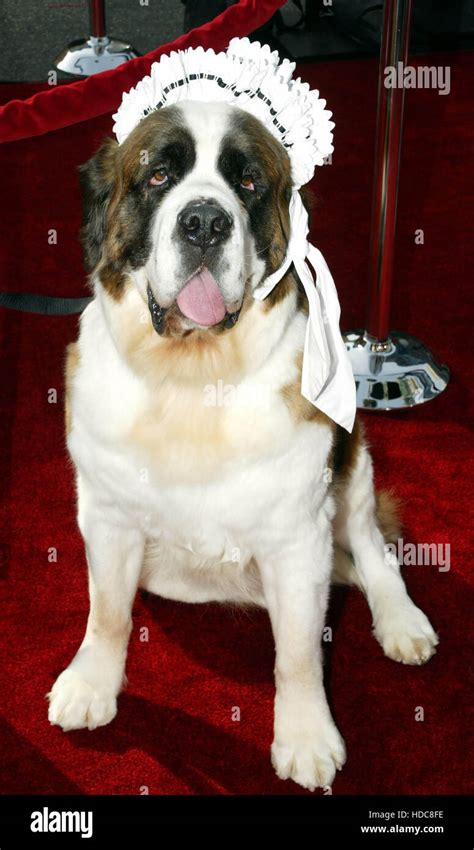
[253,190,356,433]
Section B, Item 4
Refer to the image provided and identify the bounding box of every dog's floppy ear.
[79,138,119,271]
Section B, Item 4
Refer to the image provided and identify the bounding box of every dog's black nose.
[177,202,233,249]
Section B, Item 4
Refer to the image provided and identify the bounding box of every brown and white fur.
[48,101,438,791]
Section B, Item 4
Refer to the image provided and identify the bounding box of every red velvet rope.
[0,0,286,144]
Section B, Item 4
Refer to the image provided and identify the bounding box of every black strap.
[0,291,92,315]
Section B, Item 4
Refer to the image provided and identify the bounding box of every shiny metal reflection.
[343,330,450,410]
[55,36,139,77]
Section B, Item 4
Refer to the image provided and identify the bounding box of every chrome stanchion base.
[54,36,139,77]
[343,329,450,410]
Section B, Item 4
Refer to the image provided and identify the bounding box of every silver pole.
[343,0,450,411]
[54,0,139,77]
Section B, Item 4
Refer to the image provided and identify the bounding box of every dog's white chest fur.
[68,297,329,592]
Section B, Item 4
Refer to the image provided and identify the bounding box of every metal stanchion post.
[54,0,139,77]
[343,0,449,410]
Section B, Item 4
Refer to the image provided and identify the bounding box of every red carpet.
[1,52,473,796]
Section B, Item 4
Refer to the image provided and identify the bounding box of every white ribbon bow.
[253,190,356,433]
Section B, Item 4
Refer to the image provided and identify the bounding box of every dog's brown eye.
[150,167,168,186]
[241,175,255,191]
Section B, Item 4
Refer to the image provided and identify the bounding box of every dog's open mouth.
[147,270,242,335]
[177,268,226,327]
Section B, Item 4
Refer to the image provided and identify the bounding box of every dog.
[47,100,438,791]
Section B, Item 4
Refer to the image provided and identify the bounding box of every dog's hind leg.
[333,433,438,665]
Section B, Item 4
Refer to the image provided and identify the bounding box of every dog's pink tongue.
[177,268,226,327]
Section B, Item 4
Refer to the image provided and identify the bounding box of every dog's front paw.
[272,713,346,791]
[374,600,439,665]
[47,669,117,731]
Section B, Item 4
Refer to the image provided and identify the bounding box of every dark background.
[2,0,474,82]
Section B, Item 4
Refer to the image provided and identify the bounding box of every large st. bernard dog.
[47,100,438,790]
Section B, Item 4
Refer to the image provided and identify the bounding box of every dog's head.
[80,101,294,338]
